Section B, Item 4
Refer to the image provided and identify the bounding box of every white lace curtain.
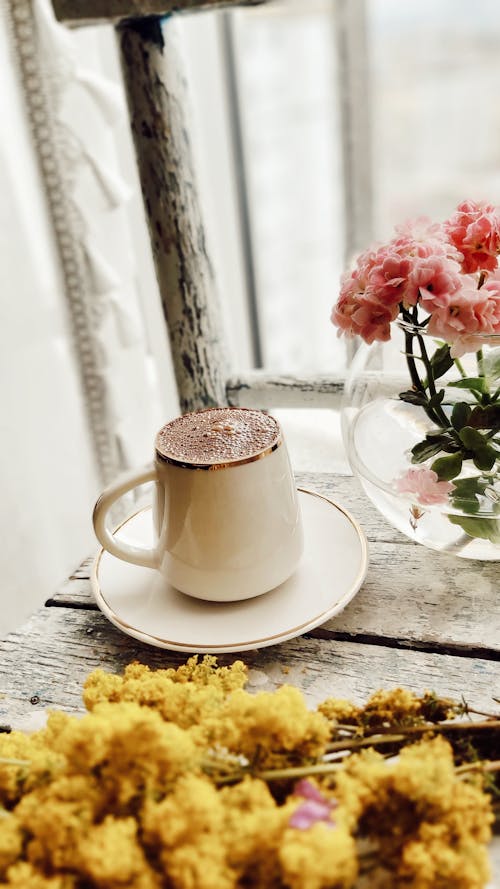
[8,0,175,486]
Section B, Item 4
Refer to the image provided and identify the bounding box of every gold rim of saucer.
[91,488,369,653]
[155,406,282,470]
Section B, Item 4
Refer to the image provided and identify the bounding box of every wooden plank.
[226,371,346,409]
[329,540,500,656]
[1,607,499,885]
[47,538,500,657]
[46,473,500,655]
[52,0,265,27]
[67,556,95,579]
[117,16,228,412]
[1,607,499,723]
[488,847,499,889]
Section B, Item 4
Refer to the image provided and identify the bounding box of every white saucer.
[91,488,369,654]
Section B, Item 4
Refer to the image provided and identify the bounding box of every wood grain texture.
[226,372,346,409]
[52,0,265,26]
[1,606,499,722]
[118,16,228,412]
[1,606,499,884]
[46,473,500,655]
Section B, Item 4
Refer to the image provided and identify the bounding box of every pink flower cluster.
[331,201,500,354]
[395,467,455,506]
[445,200,500,273]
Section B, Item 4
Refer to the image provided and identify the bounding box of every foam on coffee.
[156,408,281,466]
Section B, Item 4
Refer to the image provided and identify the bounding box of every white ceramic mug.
[92,407,303,602]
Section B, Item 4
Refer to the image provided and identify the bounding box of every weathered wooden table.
[1,471,500,881]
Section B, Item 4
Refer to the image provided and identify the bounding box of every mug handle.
[92,465,160,569]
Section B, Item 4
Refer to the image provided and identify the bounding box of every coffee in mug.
[93,407,303,602]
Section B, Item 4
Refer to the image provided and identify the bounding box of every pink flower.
[444,200,500,273]
[330,206,500,344]
[477,269,500,323]
[363,246,415,307]
[412,254,463,312]
[427,277,500,356]
[394,216,446,244]
[331,276,398,344]
[396,467,455,506]
[289,780,337,830]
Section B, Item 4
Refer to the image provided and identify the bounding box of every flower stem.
[212,750,500,786]
[477,348,485,378]
[415,331,450,428]
[256,762,344,782]
[454,357,466,378]
[325,718,500,752]
[404,329,425,392]
[403,329,443,427]
[400,306,449,428]
[456,760,500,776]
[0,757,29,766]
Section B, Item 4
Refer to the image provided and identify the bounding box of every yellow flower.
[76,816,162,888]
[0,660,494,889]
[142,774,235,889]
[218,686,330,767]
[361,687,425,726]
[14,775,101,871]
[280,822,358,889]
[0,731,64,806]
[0,815,23,878]
[2,861,76,887]
[221,778,292,888]
[334,738,493,884]
[83,657,247,733]
[400,826,490,889]
[317,698,359,726]
[45,702,200,808]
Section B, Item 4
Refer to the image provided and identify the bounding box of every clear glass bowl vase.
[342,324,500,559]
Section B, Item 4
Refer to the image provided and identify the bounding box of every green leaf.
[411,439,446,463]
[472,447,497,471]
[449,476,498,516]
[483,347,500,384]
[468,404,500,431]
[410,430,464,463]
[452,496,480,514]
[459,426,489,451]
[430,453,463,481]
[440,440,463,454]
[451,402,471,431]
[449,377,488,393]
[429,389,445,408]
[448,514,500,543]
[451,476,488,498]
[399,389,428,407]
[429,343,454,380]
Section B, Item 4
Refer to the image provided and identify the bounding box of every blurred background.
[2,0,500,633]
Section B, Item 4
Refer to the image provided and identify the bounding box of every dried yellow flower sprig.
[0,656,497,889]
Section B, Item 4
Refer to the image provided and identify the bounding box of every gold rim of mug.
[155,406,282,470]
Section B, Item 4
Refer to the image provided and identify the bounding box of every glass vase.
[342,324,500,559]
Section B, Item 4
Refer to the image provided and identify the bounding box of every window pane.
[371,0,500,236]
[231,2,346,372]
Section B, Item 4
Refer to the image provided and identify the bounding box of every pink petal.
[289,800,336,830]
